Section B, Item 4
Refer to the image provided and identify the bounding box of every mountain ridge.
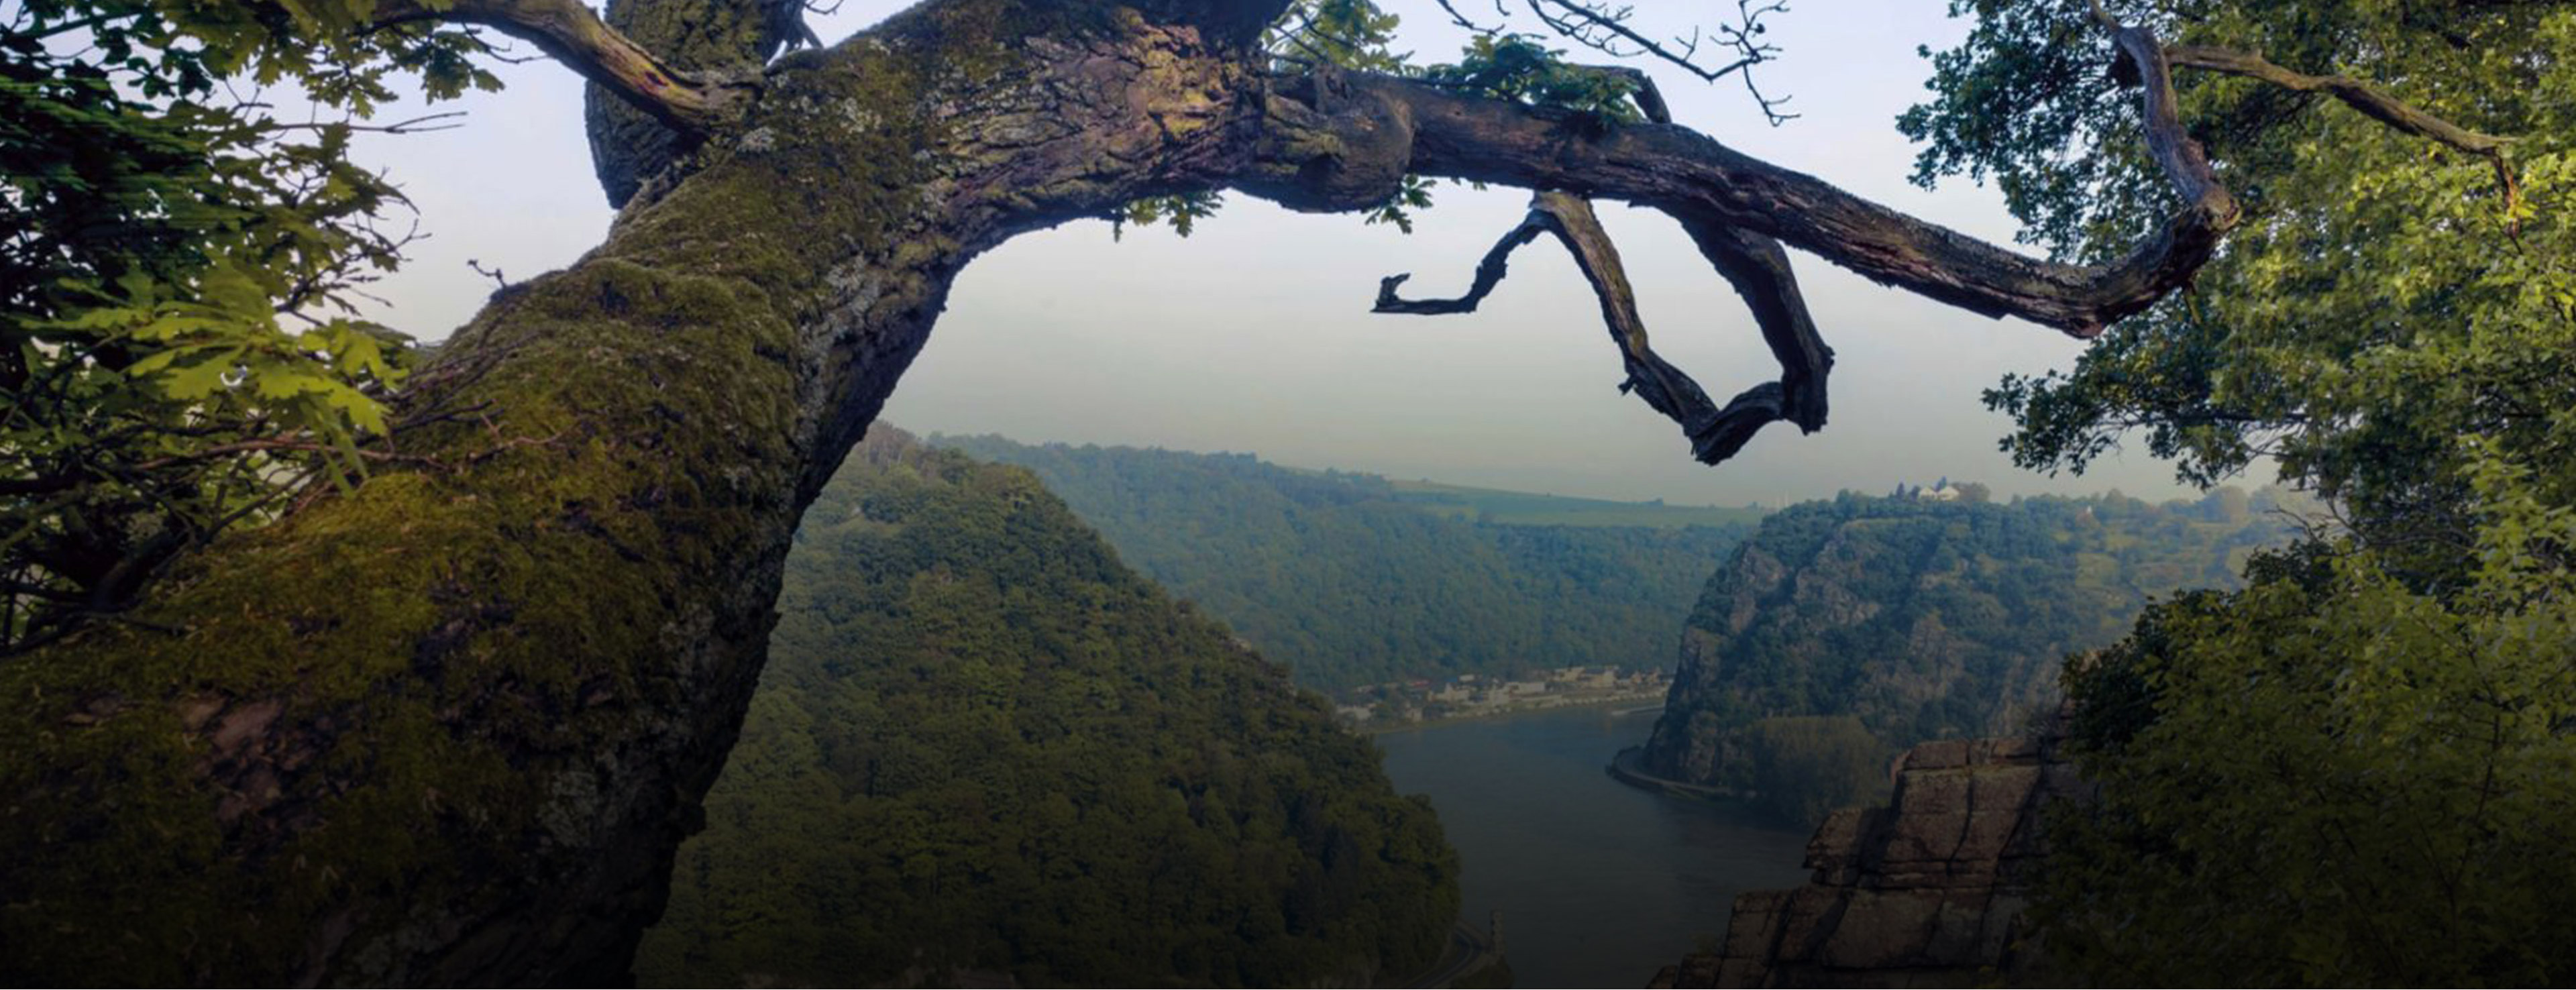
[932,434,1756,690]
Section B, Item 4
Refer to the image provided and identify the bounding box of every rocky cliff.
[1648,725,2089,988]
[1638,492,2282,814]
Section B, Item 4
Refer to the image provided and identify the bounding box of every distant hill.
[637,428,1459,987]
[931,435,1757,690]
[1638,488,2300,824]
[1383,478,1770,529]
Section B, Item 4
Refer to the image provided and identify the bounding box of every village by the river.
[1329,665,1672,729]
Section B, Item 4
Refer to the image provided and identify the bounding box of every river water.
[1375,706,1811,988]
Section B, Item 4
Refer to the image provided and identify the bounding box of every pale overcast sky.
[342,1,2225,506]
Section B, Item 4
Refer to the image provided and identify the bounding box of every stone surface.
[1653,719,2090,987]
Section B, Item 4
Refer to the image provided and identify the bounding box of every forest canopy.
[1901,1,2576,983]
[639,429,1460,987]
[938,435,1750,689]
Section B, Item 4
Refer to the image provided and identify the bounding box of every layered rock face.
[1651,726,2089,989]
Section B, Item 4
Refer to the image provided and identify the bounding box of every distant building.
[1899,478,1964,502]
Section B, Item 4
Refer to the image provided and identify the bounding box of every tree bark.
[0,1,2243,984]
[0,6,1250,983]
[378,0,756,135]
[581,0,780,208]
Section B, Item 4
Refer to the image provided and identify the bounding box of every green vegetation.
[1909,0,2573,584]
[1385,478,1768,529]
[2041,484,2576,984]
[1132,0,1693,237]
[637,430,1459,987]
[933,435,1752,690]
[1641,488,2293,825]
[1739,716,1891,830]
[0,2,501,648]
[1909,1,2576,983]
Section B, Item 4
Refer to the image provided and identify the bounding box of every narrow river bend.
[1375,707,1811,988]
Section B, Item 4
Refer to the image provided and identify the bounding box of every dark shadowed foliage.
[637,429,1458,987]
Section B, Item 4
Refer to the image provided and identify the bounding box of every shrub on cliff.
[1741,715,1891,828]
[2041,474,2576,984]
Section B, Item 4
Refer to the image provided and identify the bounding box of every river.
[1374,706,1811,988]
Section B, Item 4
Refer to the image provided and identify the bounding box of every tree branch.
[374,0,751,134]
[1676,213,1832,435]
[1370,213,1548,315]
[2162,45,2509,158]
[1233,10,2251,463]
[1242,60,2233,337]
[1521,0,1794,122]
[2161,42,2518,210]
[2089,3,2239,252]
[1375,191,1827,464]
[579,0,783,208]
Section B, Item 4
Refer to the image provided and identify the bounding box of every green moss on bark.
[0,245,817,981]
[0,4,1237,983]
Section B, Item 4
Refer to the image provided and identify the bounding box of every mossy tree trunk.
[0,1,2246,983]
[0,5,1260,983]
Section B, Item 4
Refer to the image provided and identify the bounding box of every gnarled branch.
[1248,70,2224,337]
[1370,215,1547,315]
[1375,191,1827,464]
[2090,6,2235,228]
[1244,2,2243,340]
[2161,42,2518,211]
[375,0,753,134]
[2162,45,2510,158]
[1677,212,1833,435]
[1262,8,2251,465]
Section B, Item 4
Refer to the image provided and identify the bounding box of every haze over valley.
[9,0,2566,986]
[633,425,2304,984]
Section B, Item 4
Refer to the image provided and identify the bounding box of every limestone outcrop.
[1650,726,2090,988]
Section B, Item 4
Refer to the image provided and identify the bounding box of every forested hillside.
[637,429,1458,987]
[934,435,1752,689]
[1640,490,2296,822]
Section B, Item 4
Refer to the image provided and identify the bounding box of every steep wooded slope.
[935,435,1750,689]
[637,429,1459,987]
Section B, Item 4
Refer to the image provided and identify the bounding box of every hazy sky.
[342,1,2222,506]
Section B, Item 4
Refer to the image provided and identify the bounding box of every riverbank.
[1390,918,1506,989]
[1606,745,1743,801]
[1360,694,1664,736]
